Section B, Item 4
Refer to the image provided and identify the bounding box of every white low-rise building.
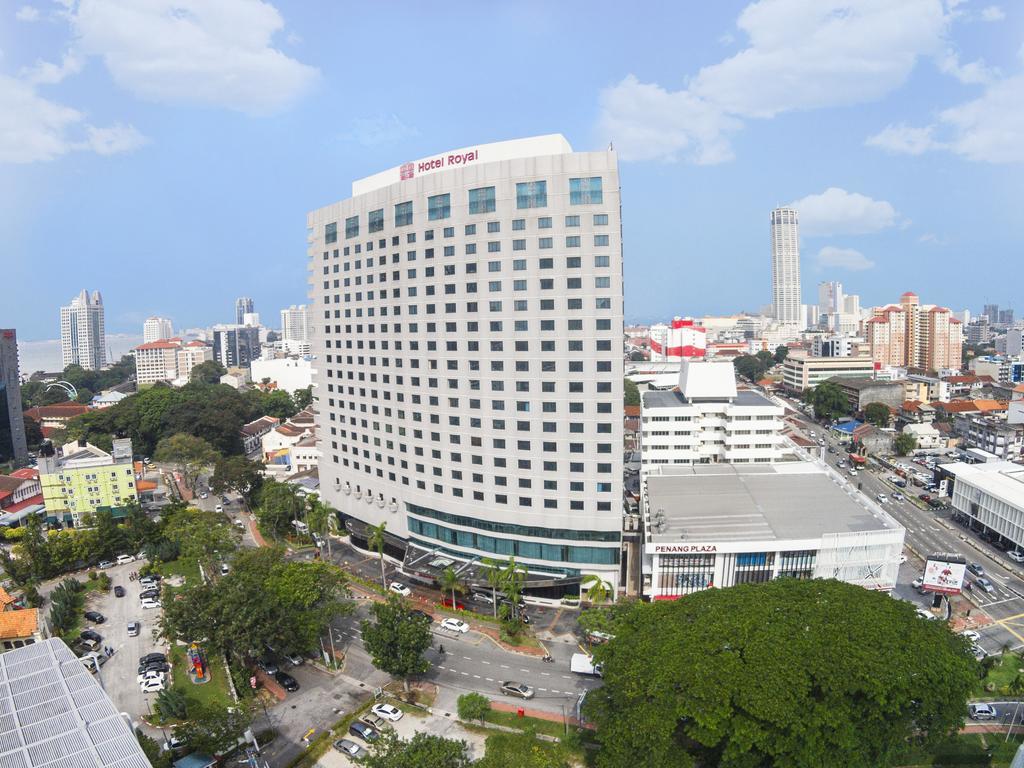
[250,356,314,395]
[902,422,943,452]
[642,463,905,599]
[640,360,787,475]
[948,461,1024,551]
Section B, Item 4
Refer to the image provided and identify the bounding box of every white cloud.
[918,232,946,245]
[0,74,145,164]
[980,5,1005,21]
[340,114,418,148]
[597,0,949,163]
[790,187,901,236]
[815,246,875,271]
[865,123,942,155]
[867,74,1024,164]
[68,0,318,115]
[937,49,997,84]
[15,5,40,21]
[21,51,83,85]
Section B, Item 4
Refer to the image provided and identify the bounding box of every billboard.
[923,554,967,595]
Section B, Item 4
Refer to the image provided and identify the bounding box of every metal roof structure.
[0,638,151,768]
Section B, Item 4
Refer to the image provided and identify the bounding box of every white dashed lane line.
[481,660,490,665]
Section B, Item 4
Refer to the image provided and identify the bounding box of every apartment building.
[133,338,212,386]
[309,134,624,596]
[640,360,786,475]
[37,438,137,526]
[866,292,963,372]
[59,290,106,371]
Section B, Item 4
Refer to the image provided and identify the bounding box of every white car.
[215,505,223,513]
[141,598,162,610]
[893,492,905,502]
[137,671,166,685]
[139,678,165,693]
[116,554,134,565]
[388,582,411,597]
[961,630,981,643]
[1009,551,1024,563]
[876,493,888,503]
[199,492,208,499]
[370,703,403,722]
[969,703,998,720]
[440,618,469,634]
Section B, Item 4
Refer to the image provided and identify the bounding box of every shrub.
[457,692,491,723]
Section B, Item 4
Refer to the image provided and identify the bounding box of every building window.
[658,554,715,596]
[395,201,413,227]
[566,236,580,248]
[469,186,496,214]
[325,222,337,244]
[428,193,451,220]
[516,181,547,209]
[594,234,609,246]
[565,215,580,227]
[345,215,359,239]
[512,219,525,231]
[594,213,609,225]
[570,177,603,205]
[368,209,384,233]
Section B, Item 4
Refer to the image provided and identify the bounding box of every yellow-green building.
[38,438,138,526]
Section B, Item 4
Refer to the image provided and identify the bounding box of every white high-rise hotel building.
[308,135,624,595]
[770,207,801,326]
[60,290,106,370]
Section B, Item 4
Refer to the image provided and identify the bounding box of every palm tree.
[582,574,612,605]
[482,558,505,619]
[367,522,388,589]
[438,566,465,609]
[501,558,525,621]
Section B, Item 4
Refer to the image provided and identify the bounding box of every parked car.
[911,577,924,590]
[894,480,907,488]
[141,598,161,610]
[348,721,379,743]
[220,564,230,576]
[371,703,403,722]
[967,563,985,576]
[114,586,125,597]
[80,629,103,643]
[918,494,931,502]
[975,577,995,593]
[440,596,466,610]
[83,611,105,624]
[1009,551,1024,563]
[500,681,535,699]
[139,589,160,600]
[409,609,432,624]
[140,652,167,665]
[969,703,998,720]
[256,656,279,675]
[98,560,115,569]
[333,739,364,758]
[388,582,412,597]
[928,499,946,509]
[274,671,299,692]
[199,491,208,499]
[137,670,166,685]
[472,592,495,605]
[161,736,187,753]
[960,630,981,643]
[440,618,469,634]
[127,621,140,637]
[282,651,304,666]
[215,505,223,513]
[139,678,165,693]
[116,554,134,565]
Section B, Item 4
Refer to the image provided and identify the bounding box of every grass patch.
[973,652,1024,698]
[482,709,570,739]
[499,629,543,649]
[898,732,1024,766]
[169,644,234,710]
[157,558,201,585]
[479,730,579,766]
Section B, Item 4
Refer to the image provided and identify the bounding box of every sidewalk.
[489,699,588,729]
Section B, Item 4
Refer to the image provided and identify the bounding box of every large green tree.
[172,701,252,757]
[210,455,265,505]
[864,401,891,428]
[253,479,305,537]
[159,505,238,563]
[293,385,313,410]
[895,432,918,456]
[623,378,640,407]
[356,730,471,768]
[586,579,977,768]
[189,360,226,385]
[161,547,350,660]
[806,380,851,421]
[773,344,789,364]
[154,433,219,491]
[733,354,767,382]
[361,595,433,692]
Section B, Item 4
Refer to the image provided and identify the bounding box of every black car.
[83,611,105,623]
[256,656,279,675]
[928,498,946,509]
[408,609,432,624]
[80,629,103,643]
[348,721,379,743]
[139,589,160,600]
[139,652,167,665]
[113,586,125,597]
[274,671,300,692]
[139,661,170,675]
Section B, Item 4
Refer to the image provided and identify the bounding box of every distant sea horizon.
[16,334,143,377]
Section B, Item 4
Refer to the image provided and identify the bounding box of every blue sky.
[1,0,1022,340]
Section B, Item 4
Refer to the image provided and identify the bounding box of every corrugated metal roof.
[0,640,151,768]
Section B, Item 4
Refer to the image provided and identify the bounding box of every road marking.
[463,656,472,661]
[520,669,529,673]
[438,665,447,670]
[472,674,480,679]
[460,671,469,676]
[485,677,493,682]
[480,660,490,665]
[541,672,551,676]
[538,688,548,692]
[561,675,571,679]
[500,664,510,669]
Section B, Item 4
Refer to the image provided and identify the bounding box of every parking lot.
[78,560,170,731]
[315,706,487,768]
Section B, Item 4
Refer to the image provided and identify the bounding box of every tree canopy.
[210,455,265,505]
[805,380,851,421]
[21,357,136,409]
[161,547,350,660]
[586,579,977,768]
[253,478,306,537]
[623,378,640,407]
[154,433,218,491]
[895,432,918,456]
[173,700,252,757]
[864,401,892,428]
[361,595,433,690]
[733,354,770,382]
[189,360,226,385]
[356,730,471,768]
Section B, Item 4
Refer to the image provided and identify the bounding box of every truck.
[571,653,603,677]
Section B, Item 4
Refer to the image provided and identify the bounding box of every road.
[775,393,1024,656]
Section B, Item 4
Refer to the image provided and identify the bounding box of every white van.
[116,554,134,565]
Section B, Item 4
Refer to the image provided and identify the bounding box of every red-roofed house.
[133,338,213,386]
[0,472,41,511]
[22,404,90,435]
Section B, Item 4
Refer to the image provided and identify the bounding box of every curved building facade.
[308,135,624,593]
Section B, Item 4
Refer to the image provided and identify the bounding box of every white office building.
[309,134,624,596]
[60,289,106,370]
[250,355,314,394]
[281,305,312,342]
[142,316,173,343]
[641,463,905,599]
[770,208,801,326]
[948,461,1024,551]
[640,360,787,475]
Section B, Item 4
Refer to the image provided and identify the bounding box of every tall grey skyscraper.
[308,134,624,596]
[0,329,28,463]
[235,297,254,324]
[770,208,801,325]
[60,290,106,370]
[212,325,260,368]
[143,316,174,343]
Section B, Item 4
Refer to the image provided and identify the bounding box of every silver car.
[333,738,364,757]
